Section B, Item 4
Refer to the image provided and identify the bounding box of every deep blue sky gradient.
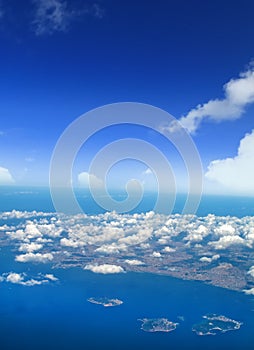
[0,0,254,187]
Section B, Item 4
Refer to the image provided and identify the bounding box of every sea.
[0,186,254,350]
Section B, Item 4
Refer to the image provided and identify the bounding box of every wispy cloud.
[0,1,4,20]
[32,0,70,36]
[171,64,254,134]
[32,0,104,36]
[91,3,104,19]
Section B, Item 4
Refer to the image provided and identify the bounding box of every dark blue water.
[0,186,254,349]
[0,263,253,350]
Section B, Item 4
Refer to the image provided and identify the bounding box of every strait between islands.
[87,298,243,335]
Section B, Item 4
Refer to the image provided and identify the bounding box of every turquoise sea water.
[1,186,254,217]
[0,187,254,349]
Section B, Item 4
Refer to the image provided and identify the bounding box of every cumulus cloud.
[209,235,246,250]
[84,264,124,274]
[15,252,54,263]
[214,224,236,236]
[162,246,176,253]
[142,167,153,176]
[169,65,254,133]
[1,272,58,286]
[200,254,220,263]
[18,242,43,253]
[152,251,161,258]
[78,172,103,189]
[243,288,254,295]
[206,130,254,195]
[2,209,254,278]
[124,259,144,266]
[95,243,127,254]
[118,228,153,246]
[247,266,254,278]
[6,272,24,284]
[184,224,209,242]
[60,237,85,248]
[0,166,14,185]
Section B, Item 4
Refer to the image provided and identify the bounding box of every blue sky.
[0,0,254,196]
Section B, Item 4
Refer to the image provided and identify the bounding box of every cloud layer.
[1,209,254,292]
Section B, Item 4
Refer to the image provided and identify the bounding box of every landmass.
[139,318,178,333]
[87,297,123,307]
[1,210,254,293]
[192,314,243,336]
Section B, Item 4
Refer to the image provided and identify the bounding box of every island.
[192,314,243,336]
[87,297,123,307]
[139,318,179,333]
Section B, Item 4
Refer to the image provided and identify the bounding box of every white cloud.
[95,243,127,254]
[118,228,153,246]
[200,254,220,263]
[184,224,209,242]
[32,0,70,36]
[209,235,246,250]
[15,252,54,263]
[0,166,14,185]
[60,237,85,248]
[124,259,144,266]
[84,264,124,274]
[19,242,43,253]
[152,251,161,258]
[44,273,58,281]
[243,288,254,295]
[162,246,176,253]
[1,272,58,286]
[32,0,104,36]
[2,209,254,272]
[78,172,103,189]
[200,256,212,263]
[6,272,24,284]
[171,65,254,133]
[215,224,236,236]
[247,266,254,278]
[142,168,153,176]
[206,130,254,195]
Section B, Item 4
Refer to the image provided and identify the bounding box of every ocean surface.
[0,186,254,350]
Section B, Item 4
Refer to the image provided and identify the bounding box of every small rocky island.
[87,297,123,307]
[192,314,243,336]
[139,318,179,333]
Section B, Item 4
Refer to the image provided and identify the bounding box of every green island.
[87,297,123,307]
[192,314,243,336]
[139,318,179,333]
